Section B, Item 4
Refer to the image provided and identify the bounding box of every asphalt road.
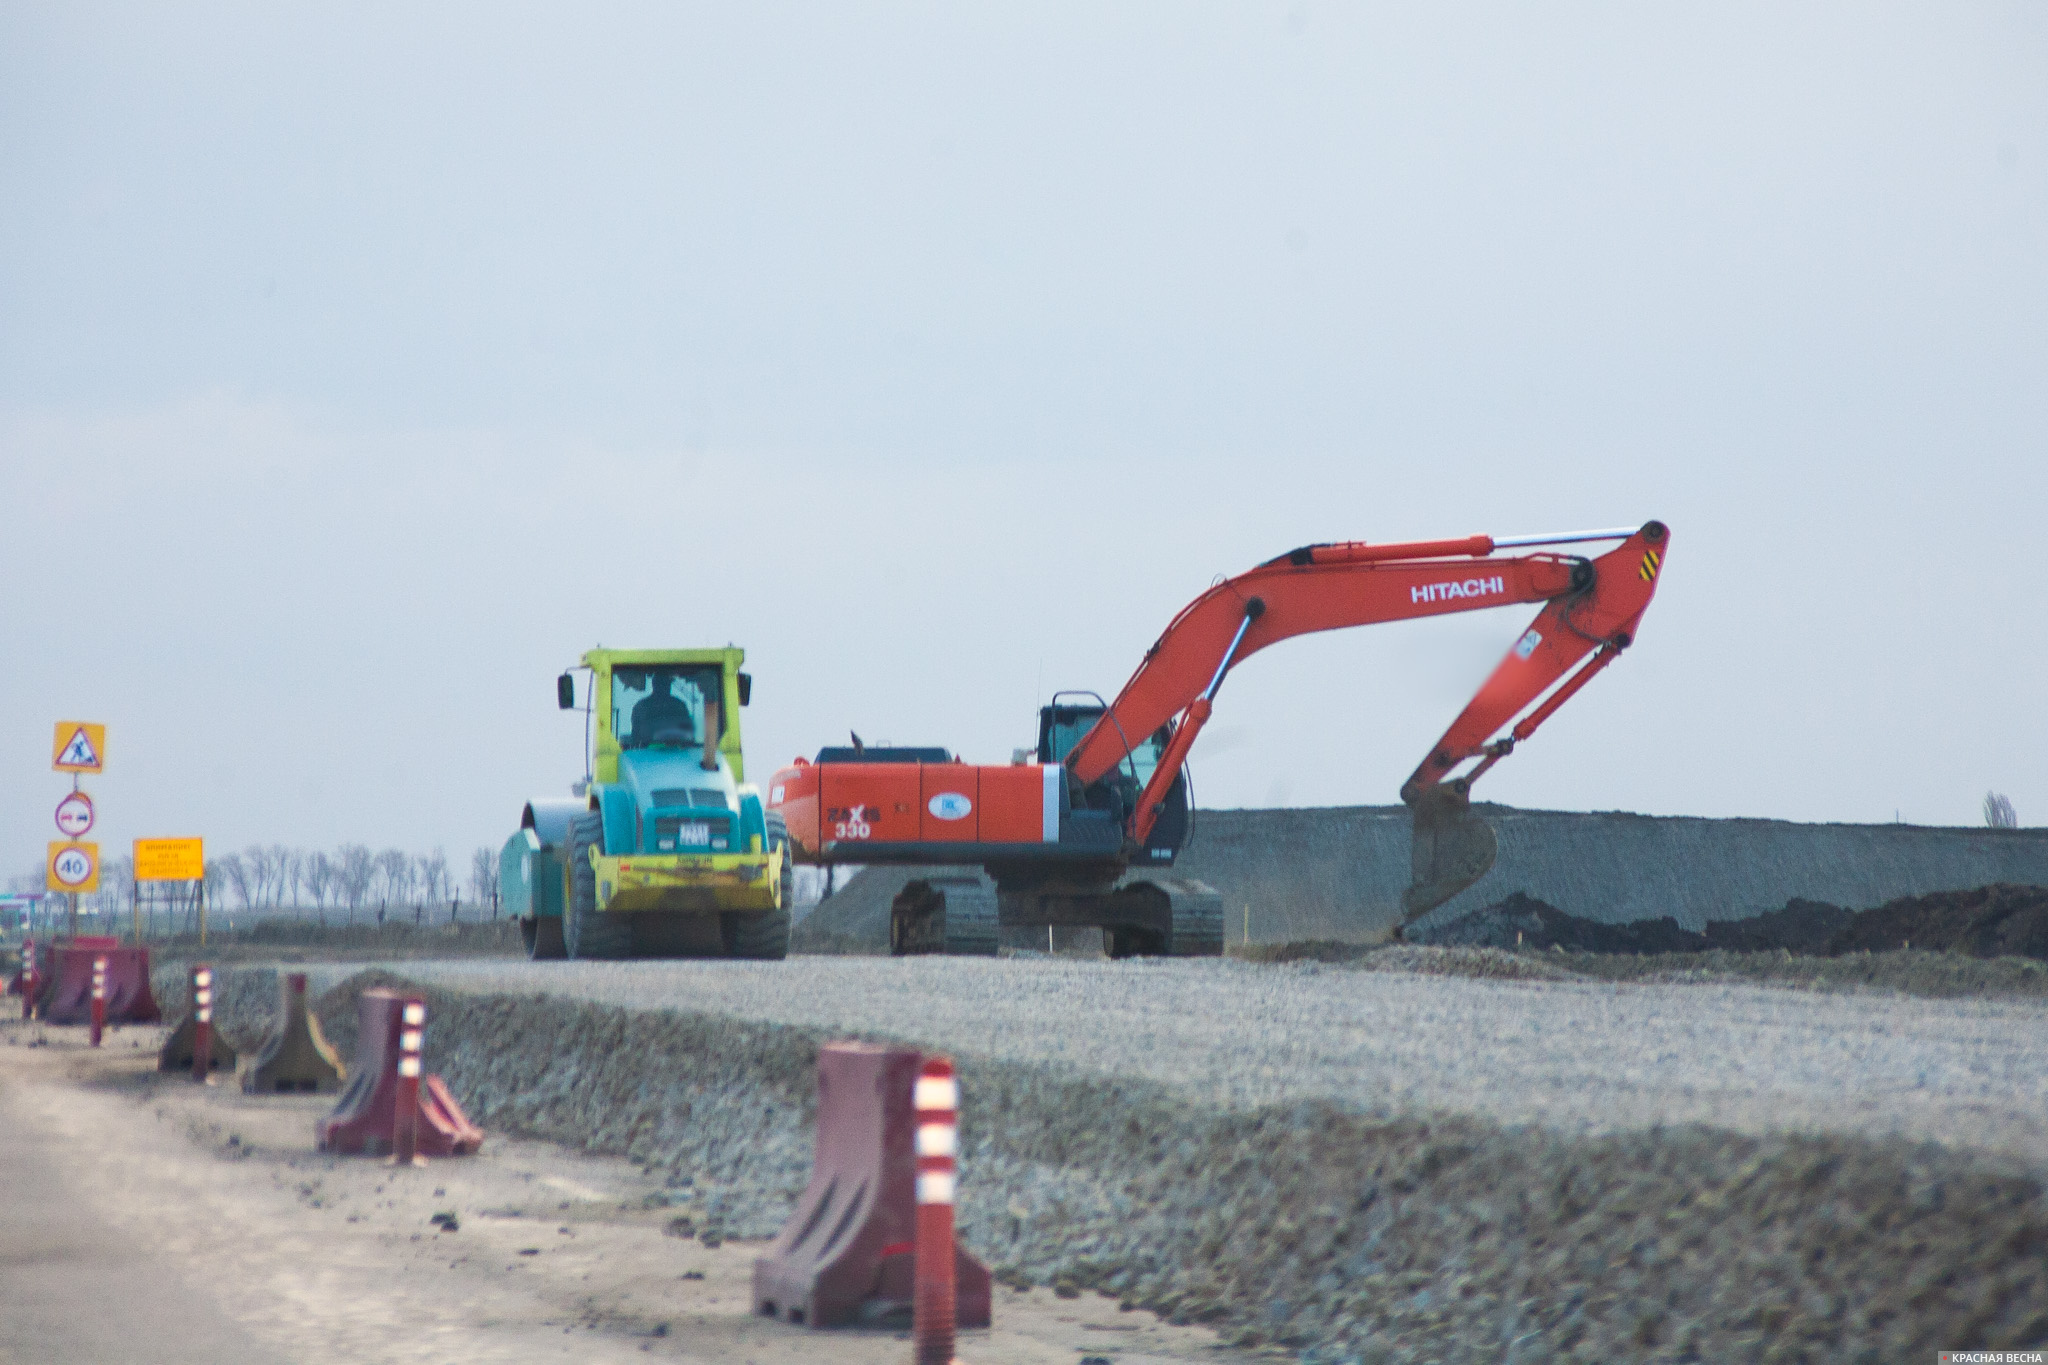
[325,954,2048,1168]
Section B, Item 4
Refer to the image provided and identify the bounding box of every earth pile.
[1830,883,2048,959]
[1418,884,2048,963]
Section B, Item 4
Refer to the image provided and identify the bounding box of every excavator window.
[1038,707,1169,788]
[613,666,723,751]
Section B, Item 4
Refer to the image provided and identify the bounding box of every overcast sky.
[2,3,2043,876]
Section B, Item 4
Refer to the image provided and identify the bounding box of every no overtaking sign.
[55,791,94,838]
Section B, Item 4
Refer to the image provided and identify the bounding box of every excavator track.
[889,877,1000,957]
[996,877,1224,958]
[1108,877,1224,958]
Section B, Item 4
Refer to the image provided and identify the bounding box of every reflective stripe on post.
[191,966,214,1084]
[912,1055,959,1365]
[388,998,426,1167]
[89,956,107,1047]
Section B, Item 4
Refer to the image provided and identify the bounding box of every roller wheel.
[721,811,792,960]
[522,914,566,961]
[563,812,633,959]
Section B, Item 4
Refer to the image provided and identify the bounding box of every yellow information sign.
[52,722,107,773]
[134,838,206,882]
[47,841,100,893]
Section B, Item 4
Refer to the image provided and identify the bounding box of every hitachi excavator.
[767,521,1670,956]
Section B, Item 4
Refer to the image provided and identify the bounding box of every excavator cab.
[1036,703,1189,862]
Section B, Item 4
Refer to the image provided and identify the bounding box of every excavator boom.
[1069,521,1670,920]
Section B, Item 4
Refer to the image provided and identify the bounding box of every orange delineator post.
[191,966,215,1085]
[88,956,106,1047]
[912,1056,959,1365]
[389,998,426,1168]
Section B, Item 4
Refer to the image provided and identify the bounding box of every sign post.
[50,722,106,941]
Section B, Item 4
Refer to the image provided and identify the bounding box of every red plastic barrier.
[35,941,160,1026]
[753,1042,991,1331]
[243,972,345,1094]
[315,989,482,1159]
[159,962,237,1078]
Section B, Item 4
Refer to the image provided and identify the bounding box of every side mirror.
[557,673,575,710]
[737,672,753,707]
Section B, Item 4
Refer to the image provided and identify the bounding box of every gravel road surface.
[320,955,2048,1169]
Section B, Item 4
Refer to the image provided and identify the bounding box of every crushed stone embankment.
[161,960,2048,1362]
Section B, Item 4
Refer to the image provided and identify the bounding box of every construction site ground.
[39,946,2032,1362]
[0,1018,1269,1365]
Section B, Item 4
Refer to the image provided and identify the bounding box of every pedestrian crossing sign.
[52,722,105,773]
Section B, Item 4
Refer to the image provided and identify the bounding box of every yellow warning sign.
[47,842,100,893]
[52,722,106,773]
[134,838,206,882]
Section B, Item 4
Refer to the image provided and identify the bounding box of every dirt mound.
[1831,883,2048,959]
[1412,891,1708,954]
[1415,885,2048,963]
[1704,897,1854,954]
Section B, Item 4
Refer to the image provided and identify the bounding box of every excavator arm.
[1065,520,1671,923]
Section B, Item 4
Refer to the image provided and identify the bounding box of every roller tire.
[720,811,792,960]
[563,812,633,960]
[522,914,566,961]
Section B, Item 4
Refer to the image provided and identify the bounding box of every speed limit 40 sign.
[47,842,100,893]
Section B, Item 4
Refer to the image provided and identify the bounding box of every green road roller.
[500,647,791,960]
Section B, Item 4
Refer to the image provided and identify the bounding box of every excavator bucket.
[1399,785,1498,930]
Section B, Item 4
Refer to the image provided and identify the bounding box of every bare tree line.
[15,845,501,927]
[201,844,500,924]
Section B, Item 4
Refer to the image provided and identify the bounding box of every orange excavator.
[768,520,1670,956]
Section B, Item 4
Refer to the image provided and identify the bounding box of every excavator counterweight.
[769,520,1671,950]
